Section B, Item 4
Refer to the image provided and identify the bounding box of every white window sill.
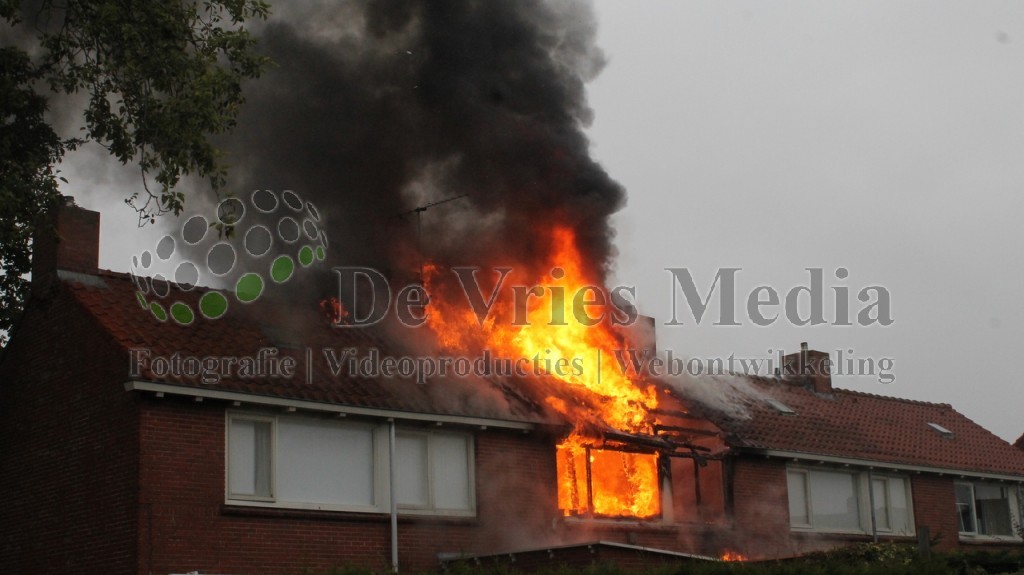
[958,533,1022,543]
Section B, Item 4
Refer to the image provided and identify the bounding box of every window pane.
[888,478,911,534]
[810,471,860,530]
[229,419,271,497]
[956,483,976,533]
[277,419,374,506]
[872,478,891,531]
[975,484,1012,536]
[787,472,809,526]
[433,433,472,510]
[396,434,429,507]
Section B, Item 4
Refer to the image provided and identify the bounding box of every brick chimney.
[32,196,100,293]
[781,342,833,394]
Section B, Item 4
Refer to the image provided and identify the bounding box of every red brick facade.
[0,281,138,574]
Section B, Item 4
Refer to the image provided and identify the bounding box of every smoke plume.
[223,0,624,282]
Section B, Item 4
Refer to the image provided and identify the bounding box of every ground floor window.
[226,413,475,516]
[787,466,913,535]
[956,481,1019,538]
[395,430,475,513]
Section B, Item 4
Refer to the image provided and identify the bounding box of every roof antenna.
[399,193,468,282]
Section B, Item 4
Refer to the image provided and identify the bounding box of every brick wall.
[137,399,567,574]
[729,457,795,557]
[910,474,958,551]
[0,284,138,575]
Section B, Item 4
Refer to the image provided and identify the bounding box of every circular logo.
[130,190,328,325]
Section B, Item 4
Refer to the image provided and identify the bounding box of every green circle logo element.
[298,246,314,267]
[235,273,264,303]
[170,302,195,325]
[199,291,229,319]
[271,255,295,283]
[130,190,327,324]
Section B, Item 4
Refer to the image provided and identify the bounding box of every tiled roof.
[56,269,1024,476]
[688,376,1024,477]
[60,269,554,425]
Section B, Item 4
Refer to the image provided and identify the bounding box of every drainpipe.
[1017,483,1023,538]
[389,419,399,572]
[867,469,878,542]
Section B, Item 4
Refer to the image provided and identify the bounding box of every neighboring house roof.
[59,269,554,427]
[691,376,1024,478]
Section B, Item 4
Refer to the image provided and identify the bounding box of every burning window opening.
[557,442,661,518]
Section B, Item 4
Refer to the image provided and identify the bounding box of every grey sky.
[591,0,1024,442]
[65,1,1024,442]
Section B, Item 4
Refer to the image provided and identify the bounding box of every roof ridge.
[833,387,952,409]
[740,374,952,409]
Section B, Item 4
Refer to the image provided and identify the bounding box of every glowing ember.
[424,226,661,517]
[721,551,747,562]
[319,297,350,325]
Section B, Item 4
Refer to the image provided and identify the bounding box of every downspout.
[867,469,878,542]
[1016,483,1023,538]
[389,419,399,572]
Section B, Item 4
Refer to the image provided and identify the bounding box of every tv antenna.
[399,193,469,281]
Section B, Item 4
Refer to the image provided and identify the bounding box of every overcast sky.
[66,1,1024,442]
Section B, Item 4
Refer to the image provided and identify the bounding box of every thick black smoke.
[224,0,624,283]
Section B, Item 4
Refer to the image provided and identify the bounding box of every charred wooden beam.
[653,424,721,437]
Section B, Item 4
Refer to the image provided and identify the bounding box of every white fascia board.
[125,380,536,431]
[750,448,1024,482]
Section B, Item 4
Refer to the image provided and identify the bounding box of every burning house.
[3,201,1024,575]
[4,2,1024,574]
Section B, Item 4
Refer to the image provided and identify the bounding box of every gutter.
[124,380,537,431]
[745,448,1024,483]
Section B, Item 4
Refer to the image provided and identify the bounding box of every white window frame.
[395,429,476,517]
[225,412,475,517]
[869,474,913,535]
[786,465,915,536]
[955,480,1022,541]
[225,414,276,502]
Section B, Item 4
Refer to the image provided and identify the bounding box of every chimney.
[32,196,100,293]
[781,342,832,394]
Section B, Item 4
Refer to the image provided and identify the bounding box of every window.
[766,398,796,415]
[786,466,914,535]
[956,481,1018,538]
[228,417,273,499]
[276,418,377,509]
[871,476,912,533]
[555,445,661,518]
[226,413,474,515]
[395,431,474,514]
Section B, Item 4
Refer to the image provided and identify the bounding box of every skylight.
[927,422,954,439]
[766,398,796,415]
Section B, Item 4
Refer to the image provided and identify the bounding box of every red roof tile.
[689,376,1024,477]
[61,269,553,425]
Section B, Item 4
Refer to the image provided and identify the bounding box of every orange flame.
[721,551,747,562]
[424,226,661,517]
[319,297,350,325]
